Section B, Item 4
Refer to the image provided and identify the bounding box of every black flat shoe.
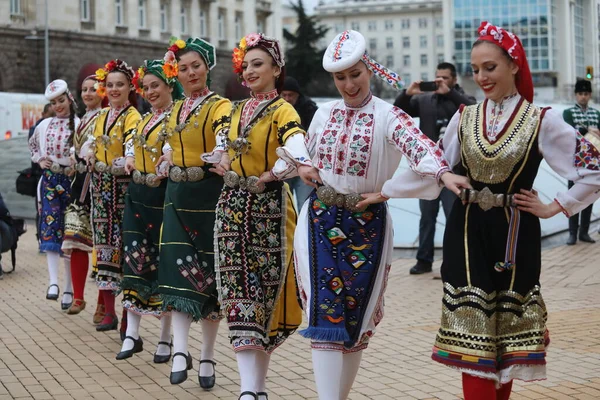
[239,392,258,400]
[198,359,216,389]
[116,336,144,360]
[170,352,192,385]
[96,314,118,331]
[153,341,172,364]
[409,261,432,275]
[61,291,73,310]
[566,233,577,245]
[579,233,596,243]
[46,284,59,300]
[257,392,268,399]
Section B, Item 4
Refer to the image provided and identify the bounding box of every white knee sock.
[171,311,192,372]
[120,311,141,352]
[312,348,344,400]
[47,251,59,296]
[199,319,219,376]
[256,351,270,393]
[236,349,261,399]
[156,314,172,356]
[340,351,363,400]
[62,257,73,303]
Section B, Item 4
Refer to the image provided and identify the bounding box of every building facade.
[315,0,600,101]
[0,0,280,95]
[315,0,446,96]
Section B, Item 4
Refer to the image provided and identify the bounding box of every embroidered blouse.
[300,95,449,196]
[30,116,80,165]
[163,91,231,168]
[125,104,173,173]
[438,94,600,217]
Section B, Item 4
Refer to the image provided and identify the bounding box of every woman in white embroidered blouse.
[388,21,600,400]
[29,79,80,310]
[291,30,469,400]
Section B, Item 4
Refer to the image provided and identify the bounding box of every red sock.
[462,373,496,400]
[496,380,513,400]
[97,290,104,306]
[70,250,89,301]
[101,290,116,324]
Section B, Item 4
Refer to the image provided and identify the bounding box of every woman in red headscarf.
[384,22,600,399]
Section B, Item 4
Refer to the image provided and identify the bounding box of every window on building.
[437,53,444,63]
[385,20,393,30]
[257,19,264,34]
[200,8,207,37]
[419,18,427,28]
[218,11,225,40]
[402,73,411,84]
[420,35,427,48]
[180,5,187,33]
[334,23,344,33]
[386,37,393,49]
[351,21,360,31]
[421,72,428,80]
[368,21,377,31]
[421,54,428,66]
[401,19,410,29]
[435,18,442,28]
[10,0,21,15]
[115,0,124,26]
[369,38,377,50]
[436,34,443,47]
[403,55,410,67]
[402,36,410,48]
[386,55,394,67]
[160,2,169,32]
[81,0,91,21]
[138,0,147,29]
[235,14,242,40]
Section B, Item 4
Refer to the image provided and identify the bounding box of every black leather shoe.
[409,261,432,275]
[239,392,258,400]
[579,233,596,243]
[116,336,144,360]
[46,284,59,300]
[96,314,118,331]
[153,341,172,364]
[257,392,268,400]
[566,233,577,245]
[198,359,216,389]
[61,292,73,310]
[170,352,192,385]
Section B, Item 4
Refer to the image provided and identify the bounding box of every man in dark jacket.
[281,76,318,210]
[394,62,476,275]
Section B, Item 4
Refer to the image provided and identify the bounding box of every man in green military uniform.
[564,79,600,244]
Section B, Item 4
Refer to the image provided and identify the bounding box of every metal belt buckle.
[95,161,108,173]
[170,166,184,182]
[132,170,143,184]
[111,166,125,176]
[64,167,73,176]
[224,170,240,188]
[186,167,205,182]
[316,186,336,207]
[50,163,62,173]
[145,173,160,188]
[76,162,87,174]
[344,193,365,213]
[245,176,265,194]
[477,187,495,211]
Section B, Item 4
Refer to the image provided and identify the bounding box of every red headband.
[477,21,533,103]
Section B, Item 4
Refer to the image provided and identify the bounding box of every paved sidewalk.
[0,225,599,400]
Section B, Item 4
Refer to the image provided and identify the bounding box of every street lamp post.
[24,0,50,88]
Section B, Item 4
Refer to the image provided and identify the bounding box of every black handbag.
[15,167,39,197]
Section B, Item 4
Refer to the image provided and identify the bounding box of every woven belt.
[94,161,127,176]
[169,166,206,182]
[49,163,73,175]
[132,170,161,188]
[316,186,366,212]
[223,170,266,194]
[459,187,515,211]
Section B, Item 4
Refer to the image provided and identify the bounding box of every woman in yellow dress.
[204,33,305,400]
[83,59,141,332]
[156,37,231,387]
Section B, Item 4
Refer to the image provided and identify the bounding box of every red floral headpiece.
[232,33,285,76]
[477,21,533,103]
[94,59,135,97]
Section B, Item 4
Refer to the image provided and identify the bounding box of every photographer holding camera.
[394,62,476,275]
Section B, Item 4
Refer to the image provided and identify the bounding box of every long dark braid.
[67,101,76,148]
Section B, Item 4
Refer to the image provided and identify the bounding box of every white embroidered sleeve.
[539,109,600,217]
[29,130,42,163]
[80,135,95,159]
[272,133,312,180]
[201,129,228,164]
[381,108,450,199]
[124,138,135,158]
[440,111,462,169]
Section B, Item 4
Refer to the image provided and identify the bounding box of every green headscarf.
[134,59,184,101]
[166,36,217,88]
